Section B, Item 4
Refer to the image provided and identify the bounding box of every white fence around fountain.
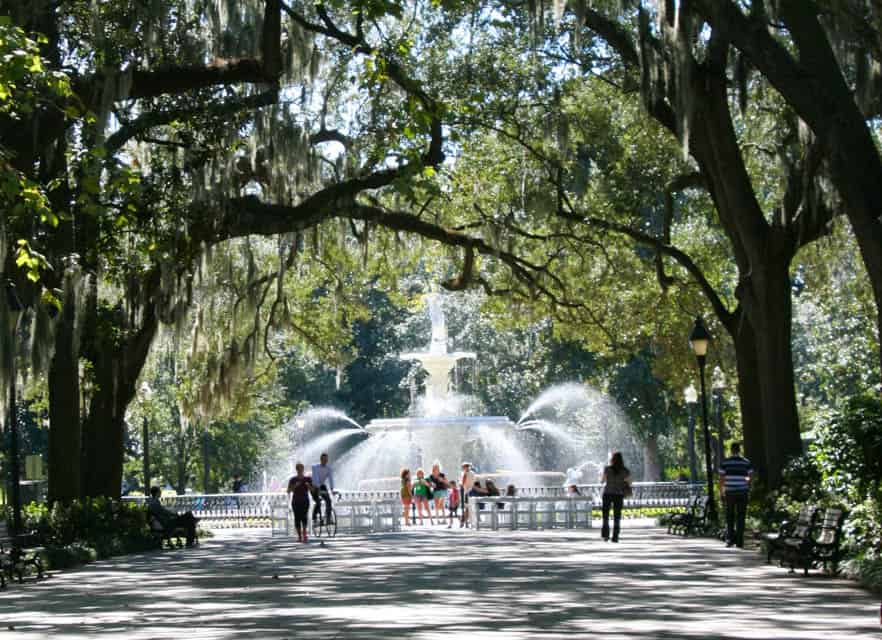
[122,482,703,533]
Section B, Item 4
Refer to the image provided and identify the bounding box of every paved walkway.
[0,525,878,639]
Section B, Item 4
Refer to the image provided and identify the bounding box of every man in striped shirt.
[719,443,753,548]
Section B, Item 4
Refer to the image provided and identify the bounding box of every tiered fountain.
[332,294,541,489]
[280,293,640,490]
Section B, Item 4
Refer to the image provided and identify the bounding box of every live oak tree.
[522,0,846,484]
[556,1,880,484]
[1,0,546,499]
[4,0,878,498]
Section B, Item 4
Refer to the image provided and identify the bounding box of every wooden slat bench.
[148,514,190,549]
[782,507,847,576]
[667,496,708,536]
[763,504,819,565]
[0,521,44,588]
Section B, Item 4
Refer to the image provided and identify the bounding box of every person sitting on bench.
[147,486,198,547]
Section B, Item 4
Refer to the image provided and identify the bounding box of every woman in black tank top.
[601,452,631,542]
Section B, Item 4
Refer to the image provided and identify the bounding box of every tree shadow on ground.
[0,527,877,639]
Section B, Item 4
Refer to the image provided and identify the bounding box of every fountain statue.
[400,293,476,404]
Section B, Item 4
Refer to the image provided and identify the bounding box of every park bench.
[148,514,193,549]
[763,504,819,565]
[0,521,45,588]
[781,507,847,576]
[667,496,708,536]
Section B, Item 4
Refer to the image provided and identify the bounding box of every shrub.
[843,555,882,594]
[810,394,882,558]
[7,497,157,568]
[43,543,98,570]
[760,395,882,588]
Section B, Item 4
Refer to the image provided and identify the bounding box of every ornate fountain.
[342,294,557,489]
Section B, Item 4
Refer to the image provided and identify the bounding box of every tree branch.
[106,89,278,153]
[555,208,735,325]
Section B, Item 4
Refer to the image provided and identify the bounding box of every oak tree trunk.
[47,287,82,502]
[728,317,767,481]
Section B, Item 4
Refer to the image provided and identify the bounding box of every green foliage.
[766,395,882,588]
[0,18,71,281]
[16,498,155,561]
[42,543,98,570]
[608,351,670,440]
[775,454,822,508]
[843,555,882,594]
[0,17,71,115]
[812,395,882,499]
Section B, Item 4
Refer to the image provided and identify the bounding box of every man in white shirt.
[311,453,335,523]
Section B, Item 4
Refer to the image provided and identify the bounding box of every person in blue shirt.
[719,443,753,548]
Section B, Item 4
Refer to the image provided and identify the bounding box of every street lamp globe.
[688,316,711,357]
[684,384,698,404]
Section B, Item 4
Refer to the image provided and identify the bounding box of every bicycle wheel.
[326,509,337,537]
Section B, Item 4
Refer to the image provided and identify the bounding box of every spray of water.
[295,406,364,430]
[295,428,365,469]
[517,382,602,424]
[517,419,576,445]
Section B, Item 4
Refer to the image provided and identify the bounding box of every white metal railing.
[123,482,702,531]
[466,495,595,530]
[270,498,402,536]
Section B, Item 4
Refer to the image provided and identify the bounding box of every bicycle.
[310,490,340,538]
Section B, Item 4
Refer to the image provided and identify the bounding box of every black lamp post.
[712,367,726,470]
[684,384,698,483]
[688,316,717,521]
[5,281,24,536]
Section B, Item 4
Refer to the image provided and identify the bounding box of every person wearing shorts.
[412,468,434,525]
[459,462,476,526]
[429,462,448,521]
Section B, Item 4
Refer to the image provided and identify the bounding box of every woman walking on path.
[429,461,449,522]
[601,452,631,543]
[287,463,313,543]
[400,468,413,527]
[413,468,434,524]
